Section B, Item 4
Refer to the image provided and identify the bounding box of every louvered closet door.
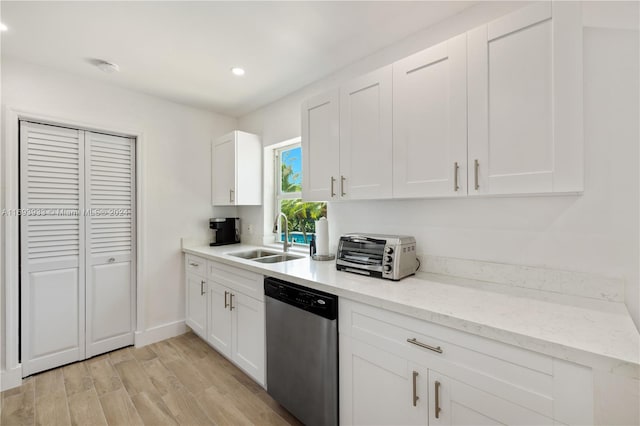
[85,132,135,357]
[20,122,86,376]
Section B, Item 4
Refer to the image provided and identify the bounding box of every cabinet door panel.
[340,336,427,426]
[302,90,340,201]
[186,273,207,338]
[428,370,553,426]
[212,136,236,205]
[231,292,265,386]
[207,281,231,357]
[340,65,393,199]
[393,34,467,198]
[468,1,583,195]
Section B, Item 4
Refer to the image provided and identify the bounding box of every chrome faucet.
[273,212,291,253]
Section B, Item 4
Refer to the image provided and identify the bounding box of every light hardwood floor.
[0,332,302,426]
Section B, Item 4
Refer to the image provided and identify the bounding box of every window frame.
[273,142,303,245]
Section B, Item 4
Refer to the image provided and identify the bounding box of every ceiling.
[1,1,475,117]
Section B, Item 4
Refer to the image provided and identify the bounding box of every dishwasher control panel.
[264,277,337,320]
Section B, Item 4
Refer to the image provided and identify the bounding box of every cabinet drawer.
[185,254,207,277]
[340,299,554,418]
[209,261,263,301]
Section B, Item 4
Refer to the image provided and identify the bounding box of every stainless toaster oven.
[336,234,418,280]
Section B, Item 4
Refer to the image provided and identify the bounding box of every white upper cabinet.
[340,65,393,200]
[467,1,583,195]
[212,131,262,206]
[393,34,468,198]
[301,90,340,201]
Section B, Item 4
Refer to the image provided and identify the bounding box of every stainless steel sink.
[227,249,304,263]
[228,249,281,259]
[253,254,304,263]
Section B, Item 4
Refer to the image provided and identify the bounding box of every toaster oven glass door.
[338,237,385,267]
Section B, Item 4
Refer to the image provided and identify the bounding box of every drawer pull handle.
[435,380,442,419]
[108,257,116,263]
[229,293,235,311]
[474,159,480,190]
[454,162,459,192]
[189,262,199,267]
[407,338,442,354]
[200,280,205,296]
[412,371,419,407]
[224,291,229,309]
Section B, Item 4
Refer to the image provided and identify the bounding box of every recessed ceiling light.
[0,23,8,32]
[231,67,245,76]
[95,60,120,74]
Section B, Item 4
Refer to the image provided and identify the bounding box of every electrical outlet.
[247,224,253,234]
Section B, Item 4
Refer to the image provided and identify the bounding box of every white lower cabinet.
[428,371,553,426]
[339,299,590,426]
[340,335,427,426]
[185,255,266,387]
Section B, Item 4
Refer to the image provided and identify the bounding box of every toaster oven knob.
[385,247,394,255]
[384,256,393,263]
[383,265,392,273]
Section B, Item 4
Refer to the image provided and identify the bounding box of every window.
[275,142,326,246]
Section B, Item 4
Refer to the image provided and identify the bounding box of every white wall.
[0,57,237,372]
[238,2,640,329]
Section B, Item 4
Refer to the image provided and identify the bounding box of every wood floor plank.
[62,362,93,397]
[67,389,107,426]
[131,346,157,363]
[196,385,254,426]
[162,389,213,425]
[99,388,143,426]
[113,360,157,397]
[108,348,135,366]
[1,377,35,426]
[35,391,71,426]
[163,358,210,395]
[88,358,122,397]
[129,392,177,426]
[35,369,66,398]
[149,341,182,364]
[139,359,182,396]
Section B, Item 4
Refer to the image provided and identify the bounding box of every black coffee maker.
[209,218,240,246]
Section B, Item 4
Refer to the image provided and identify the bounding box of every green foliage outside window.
[279,146,326,244]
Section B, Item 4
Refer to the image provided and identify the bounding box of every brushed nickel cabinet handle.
[454,162,460,192]
[407,338,443,354]
[229,189,235,203]
[108,257,116,263]
[412,371,419,407]
[224,290,229,308]
[435,380,442,419]
[330,176,336,197]
[200,280,205,296]
[474,159,479,190]
[189,262,199,267]
[229,293,235,310]
[340,175,346,197]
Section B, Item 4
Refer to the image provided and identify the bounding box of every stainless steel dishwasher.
[264,276,338,426]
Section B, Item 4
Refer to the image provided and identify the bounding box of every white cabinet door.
[340,65,393,200]
[301,89,340,201]
[212,134,236,205]
[393,34,467,198]
[207,281,232,357]
[230,291,265,386]
[85,132,135,358]
[340,336,427,426]
[20,122,86,376]
[468,1,583,195]
[186,272,207,339]
[428,370,553,426]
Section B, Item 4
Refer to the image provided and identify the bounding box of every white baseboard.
[1,365,23,392]
[134,320,188,348]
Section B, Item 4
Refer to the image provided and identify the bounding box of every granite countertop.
[183,243,640,379]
